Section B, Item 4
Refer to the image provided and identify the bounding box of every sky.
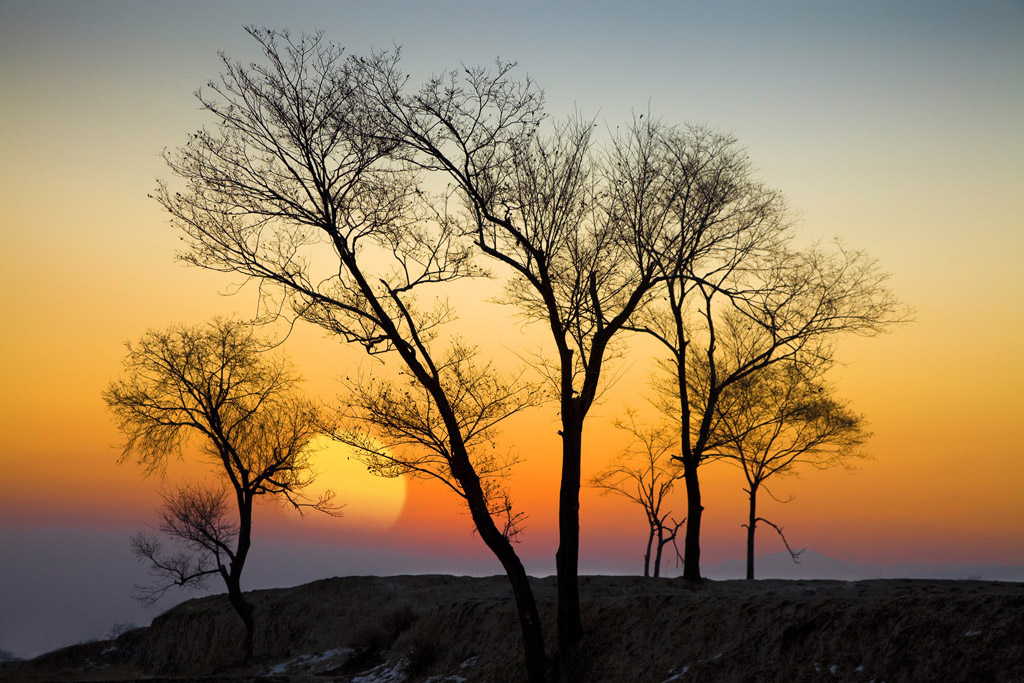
[1,0,1022,659]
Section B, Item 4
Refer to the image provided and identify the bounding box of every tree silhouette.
[154,29,547,682]
[590,413,684,578]
[361,58,682,653]
[695,323,868,578]
[103,319,334,661]
[630,125,906,582]
[151,27,909,677]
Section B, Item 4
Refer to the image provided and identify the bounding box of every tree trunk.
[681,462,704,582]
[643,526,654,578]
[746,486,758,580]
[448,438,547,683]
[225,581,255,663]
[228,495,255,662]
[505,568,547,683]
[653,525,664,578]
[464,488,547,683]
[400,356,549,682]
[486,534,547,683]
[556,421,584,660]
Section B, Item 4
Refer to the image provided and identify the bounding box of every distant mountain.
[705,549,1024,582]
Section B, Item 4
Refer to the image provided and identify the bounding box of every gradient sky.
[1,0,1022,658]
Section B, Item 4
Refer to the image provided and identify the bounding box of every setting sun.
[307,436,407,532]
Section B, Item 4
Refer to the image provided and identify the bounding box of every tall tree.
[155,29,547,682]
[634,125,905,581]
[103,319,332,662]
[630,125,789,582]
[590,414,684,578]
[362,57,679,654]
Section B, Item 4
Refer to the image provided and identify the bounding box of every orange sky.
[1,0,1023,657]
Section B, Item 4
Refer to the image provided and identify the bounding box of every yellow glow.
[307,436,407,531]
[1,3,1022,572]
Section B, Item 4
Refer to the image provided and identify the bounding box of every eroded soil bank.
[4,575,1022,682]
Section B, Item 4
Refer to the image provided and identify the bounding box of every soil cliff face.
[6,576,1023,682]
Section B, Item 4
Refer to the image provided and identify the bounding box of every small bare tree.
[103,319,334,662]
[590,413,683,578]
[706,351,867,579]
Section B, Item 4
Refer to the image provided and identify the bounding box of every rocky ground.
[2,575,1021,682]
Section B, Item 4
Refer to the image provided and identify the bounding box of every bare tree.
[696,324,868,578]
[627,126,789,583]
[631,125,906,582]
[154,29,548,682]
[362,56,682,654]
[103,319,333,662]
[590,413,684,578]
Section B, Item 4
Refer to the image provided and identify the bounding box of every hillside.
[3,575,1022,682]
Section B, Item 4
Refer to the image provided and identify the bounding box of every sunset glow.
[307,437,408,532]
[1,0,1022,660]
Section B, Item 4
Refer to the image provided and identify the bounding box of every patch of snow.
[855,665,864,672]
[459,656,478,668]
[101,645,118,655]
[352,657,409,683]
[267,647,350,676]
[964,630,982,637]
[311,647,347,664]
[829,664,838,675]
[661,665,689,682]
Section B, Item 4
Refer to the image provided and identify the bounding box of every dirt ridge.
[3,576,1022,682]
